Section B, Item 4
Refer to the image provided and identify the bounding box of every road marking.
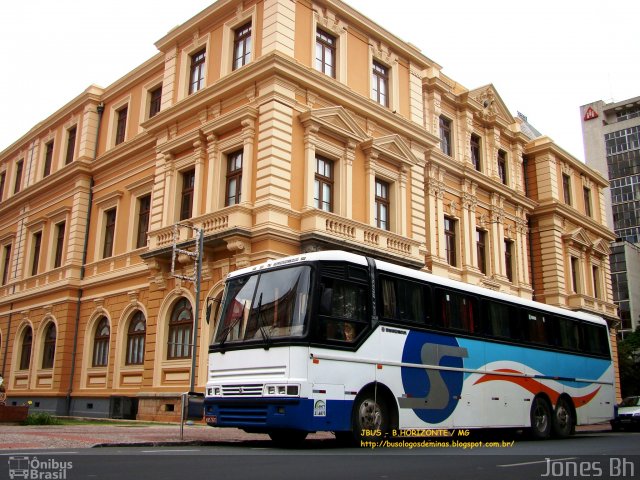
[140,449,201,453]
[0,452,79,456]
[498,457,578,468]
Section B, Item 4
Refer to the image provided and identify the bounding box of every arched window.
[19,327,32,370]
[42,323,56,369]
[168,298,193,359]
[92,317,110,367]
[126,311,146,365]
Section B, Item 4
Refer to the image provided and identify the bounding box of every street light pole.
[171,224,203,393]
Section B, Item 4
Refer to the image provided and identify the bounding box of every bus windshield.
[213,266,311,344]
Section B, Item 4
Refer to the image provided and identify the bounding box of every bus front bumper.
[204,397,351,432]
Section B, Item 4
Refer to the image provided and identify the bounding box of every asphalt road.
[1,431,638,480]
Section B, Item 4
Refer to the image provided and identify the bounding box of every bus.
[203,251,614,443]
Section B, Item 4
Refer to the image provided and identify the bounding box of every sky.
[1,0,639,161]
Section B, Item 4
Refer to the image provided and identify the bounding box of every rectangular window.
[233,22,252,70]
[482,300,519,339]
[375,179,390,230]
[371,61,389,107]
[43,141,54,177]
[136,195,151,249]
[65,126,76,165]
[470,134,481,171]
[436,289,477,332]
[189,49,206,94]
[314,156,333,212]
[476,229,487,274]
[525,311,549,344]
[53,222,65,269]
[115,107,128,145]
[557,317,580,350]
[570,256,579,293]
[439,116,452,156]
[583,187,592,217]
[504,239,513,282]
[592,265,600,299]
[497,149,507,185]
[149,87,162,118]
[380,276,426,323]
[2,244,11,285]
[562,173,571,205]
[444,216,457,267]
[180,169,195,220]
[14,160,23,194]
[103,208,117,259]
[315,29,336,78]
[0,172,5,202]
[225,151,243,206]
[31,232,42,276]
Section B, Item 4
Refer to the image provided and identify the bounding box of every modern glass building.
[581,97,640,335]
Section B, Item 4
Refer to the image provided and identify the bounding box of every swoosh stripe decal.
[474,368,601,406]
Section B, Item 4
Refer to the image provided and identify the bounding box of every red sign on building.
[584,107,599,121]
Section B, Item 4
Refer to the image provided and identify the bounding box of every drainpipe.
[65,102,103,415]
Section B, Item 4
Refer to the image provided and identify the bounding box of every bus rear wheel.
[530,396,552,439]
[552,397,575,438]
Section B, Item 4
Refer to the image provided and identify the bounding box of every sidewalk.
[0,423,335,450]
[0,422,612,450]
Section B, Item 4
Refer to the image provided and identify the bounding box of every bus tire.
[530,396,552,439]
[268,429,308,447]
[352,390,390,441]
[552,397,575,438]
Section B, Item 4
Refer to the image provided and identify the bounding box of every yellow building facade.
[0,0,619,420]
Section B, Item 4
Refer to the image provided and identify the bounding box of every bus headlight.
[263,384,300,397]
[208,386,222,396]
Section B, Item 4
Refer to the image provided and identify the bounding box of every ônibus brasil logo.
[8,456,73,480]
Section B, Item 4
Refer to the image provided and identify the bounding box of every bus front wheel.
[552,397,575,438]
[353,392,390,440]
[530,396,552,439]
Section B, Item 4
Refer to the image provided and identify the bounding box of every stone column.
[205,134,218,212]
[240,119,256,208]
[302,124,319,212]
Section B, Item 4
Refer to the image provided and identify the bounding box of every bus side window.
[319,277,366,321]
[557,316,580,351]
[436,289,477,333]
[397,280,425,324]
[381,277,397,319]
[524,311,549,345]
[582,323,609,357]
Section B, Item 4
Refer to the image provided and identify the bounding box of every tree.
[617,328,640,398]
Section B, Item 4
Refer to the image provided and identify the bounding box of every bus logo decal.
[398,332,468,423]
[314,400,326,417]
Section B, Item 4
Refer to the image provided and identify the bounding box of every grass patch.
[22,412,63,426]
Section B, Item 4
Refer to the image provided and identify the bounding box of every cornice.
[530,200,616,241]
[0,88,103,161]
[525,138,608,187]
[101,53,165,103]
[144,52,440,151]
[0,161,92,216]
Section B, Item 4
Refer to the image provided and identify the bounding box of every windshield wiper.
[255,292,271,350]
[219,313,243,351]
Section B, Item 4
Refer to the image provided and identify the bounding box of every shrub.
[22,412,62,426]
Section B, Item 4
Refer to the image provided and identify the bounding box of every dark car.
[611,396,640,431]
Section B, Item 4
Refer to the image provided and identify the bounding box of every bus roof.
[228,250,607,327]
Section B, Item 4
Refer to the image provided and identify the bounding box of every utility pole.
[171,223,203,393]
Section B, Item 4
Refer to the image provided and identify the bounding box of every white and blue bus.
[204,251,614,443]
